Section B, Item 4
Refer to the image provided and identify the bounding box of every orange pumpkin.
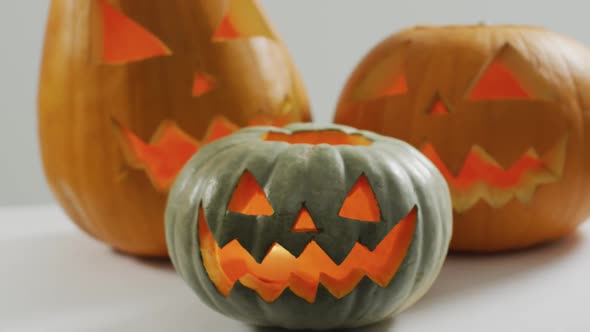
[334,25,590,252]
[38,0,310,257]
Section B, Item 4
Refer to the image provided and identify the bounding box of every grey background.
[3,0,589,206]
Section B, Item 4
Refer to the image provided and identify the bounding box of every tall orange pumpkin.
[334,25,590,252]
[38,0,310,257]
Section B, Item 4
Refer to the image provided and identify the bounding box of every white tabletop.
[1,205,589,332]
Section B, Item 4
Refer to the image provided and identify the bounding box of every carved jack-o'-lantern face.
[334,25,590,252]
[166,124,452,329]
[38,0,310,256]
[201,171,418,304]
[98,0,310,191]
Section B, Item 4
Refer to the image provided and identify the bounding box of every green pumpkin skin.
[165,124,452,330]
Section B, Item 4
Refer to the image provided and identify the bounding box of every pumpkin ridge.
[166,124,451,328]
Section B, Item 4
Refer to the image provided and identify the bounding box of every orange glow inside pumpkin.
[212,14,241,41]
[291,207,319,233]
[199,206,417,303]
[264,131,373,146]
[429,98,450,115]
[248,116,288,127]
[339,174,381,222]
[116,121,199,191]
[100,0,171,64]
[382,74,408,97]
[115,117,239,191]
[421,143,545,190]
[193,73,217,97]
[228,171,274,216]
[211,0,273,41]
[468,60,529,99]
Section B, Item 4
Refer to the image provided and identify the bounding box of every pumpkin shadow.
[134,256,175,270]
[409,229,584,312]
[111,248,175,271]
[250,317,395,332]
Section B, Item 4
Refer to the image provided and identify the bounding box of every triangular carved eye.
[339,174,381,222]
[348,49,408,102]
[382,74,409,97]
[100,0,171,64]
[468,60,528,99]
[228,171,274,216]
[350,69,408,101]
[212,0,273,41]
[213,14,241,40]
[466,44,554,100]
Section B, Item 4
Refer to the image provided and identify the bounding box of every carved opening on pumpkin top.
[100,0,171,64]
[263,131,373,146]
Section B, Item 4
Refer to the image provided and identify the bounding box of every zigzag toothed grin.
[198,207,417,303]
[420,135,568,212]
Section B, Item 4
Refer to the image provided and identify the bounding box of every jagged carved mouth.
[421,136,568,212]
[199,207,417,303]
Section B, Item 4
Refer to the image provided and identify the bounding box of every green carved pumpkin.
[165,123,452,330]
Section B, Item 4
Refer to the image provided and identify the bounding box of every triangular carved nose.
[291,207,318,233]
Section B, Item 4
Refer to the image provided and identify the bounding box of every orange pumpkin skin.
[38,0,310,257]
[334,25,590,252]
